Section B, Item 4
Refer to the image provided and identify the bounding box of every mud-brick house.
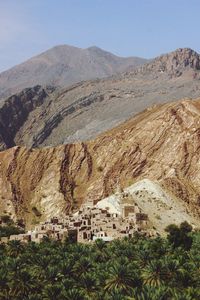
[9,233,31,243]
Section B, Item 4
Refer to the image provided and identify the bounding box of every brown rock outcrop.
[1,98,200,227]
[135,48,200,77]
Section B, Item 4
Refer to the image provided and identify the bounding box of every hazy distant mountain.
[0,44,147,99]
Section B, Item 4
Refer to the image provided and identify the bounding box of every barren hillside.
[0,48,200,151]
[0,44,147,99]
[0,98,200,229]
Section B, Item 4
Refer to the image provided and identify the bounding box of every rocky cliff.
[1,98,200,229]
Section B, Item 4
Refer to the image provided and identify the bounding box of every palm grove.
[0,222,200,299]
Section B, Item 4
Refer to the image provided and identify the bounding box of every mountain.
[132,47,200,76]
[0,48,200,151]
[1,98,200,231]
[0,44,147,99]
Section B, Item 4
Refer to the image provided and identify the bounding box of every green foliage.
[0,228,200,299]
[165,221,193,250]
[0,225,25,238]
[0,215,14,225]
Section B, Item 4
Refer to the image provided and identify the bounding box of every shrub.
[0,225,25,238]
[1,215,13,225]
[165,221,193,250]
[32,207,42,217]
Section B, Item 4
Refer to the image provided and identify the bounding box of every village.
[0,188,156,244]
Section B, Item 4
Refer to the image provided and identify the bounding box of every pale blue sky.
[0,0,200,72]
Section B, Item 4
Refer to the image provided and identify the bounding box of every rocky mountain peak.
[136,47,200,77]
[159,47,200,70]
[86,46,103,52]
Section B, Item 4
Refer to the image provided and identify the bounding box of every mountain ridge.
[0,48,200,150]
[0,44,147,99]
[130,47,200,77]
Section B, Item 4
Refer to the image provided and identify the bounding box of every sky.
[0,0,200,72]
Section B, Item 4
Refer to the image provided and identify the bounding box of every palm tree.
[45,265,62,283]
[73,256,93,277]
[33,254,51,270]
[29,264,45,283]
[130,286,172,300]
[185,287,200,299]
[0,269,9,300]
[105,289,129,300]
[8,269,35,299]
[25,241,40,254]
[60,288,84,300]
[175,267,194,289]
[7,240,24,257]
[0,243,6,256]
[79,272,98,298]
[162,257,181,286]
[42,283,62,300]
[135,249,153,268]
[142,260,166,287]
[104,262,141,295]
[170,289,199,300]
[147,237,168,258]
[94,239,107,252]
[26,293,43,300]
[93,239,109,263]
[58,259,74,277]
[6,257,25,277]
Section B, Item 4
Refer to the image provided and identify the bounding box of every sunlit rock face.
[1,98,200,229]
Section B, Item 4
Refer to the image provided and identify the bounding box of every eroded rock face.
[1,98,200,227]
